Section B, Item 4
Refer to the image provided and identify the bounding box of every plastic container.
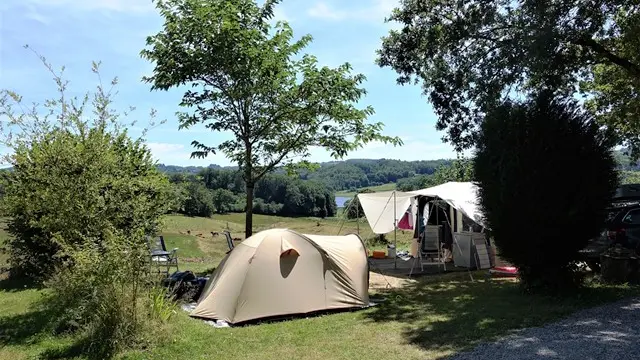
[387,244,396,258]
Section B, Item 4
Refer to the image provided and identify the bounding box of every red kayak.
[489,266,519,277]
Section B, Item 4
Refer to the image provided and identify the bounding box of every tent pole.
[394,190,397,270]
[336,195,358,236]
[356,201,360,235]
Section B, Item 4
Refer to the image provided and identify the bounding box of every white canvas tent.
[357,182,488,270]
[356,182,486,234]
[409,182,487,229]
[357,191,414,234]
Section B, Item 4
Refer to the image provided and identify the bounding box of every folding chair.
[148,235,179,276]
[223,231,235,254]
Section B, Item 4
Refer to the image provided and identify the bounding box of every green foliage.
[182,181,215,218]
[142,0,401,236]
[378,0,640,156]
[0,49,175,358]
[304,159,448,191]
[474,92,619,293]
[396,158,474,191]
[3,129,171,279]
[168,169,337,218]
[212,188,238,214]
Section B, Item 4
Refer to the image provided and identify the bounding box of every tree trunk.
[245,182,254,238]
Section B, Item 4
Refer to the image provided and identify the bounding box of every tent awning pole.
[394,191,397,270]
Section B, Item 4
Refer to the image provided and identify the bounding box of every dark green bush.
[474,92,619,292]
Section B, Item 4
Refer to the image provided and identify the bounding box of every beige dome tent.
[191,228,370,325]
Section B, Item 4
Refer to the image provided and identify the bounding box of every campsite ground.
[1,214,640,360]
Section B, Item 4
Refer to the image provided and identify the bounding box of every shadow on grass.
[0,273,43,292]
[364,275,640,357]
[0,305,53,347]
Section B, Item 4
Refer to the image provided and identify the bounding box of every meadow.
[1,214,639,360]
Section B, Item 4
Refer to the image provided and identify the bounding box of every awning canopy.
[356,191,414,234]
[410,182,487,229]
[356,182,487,234]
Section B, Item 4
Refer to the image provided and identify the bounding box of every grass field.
[1,214,640,359]
[160,213,416,273]
[335,183,397,198]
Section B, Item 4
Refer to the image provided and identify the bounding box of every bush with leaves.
[181,181,215,218]
[0,48,175,357]
[474,92,619,292]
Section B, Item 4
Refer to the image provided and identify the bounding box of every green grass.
[1,271,638,360]
[159,213,415,275]
[336,183,398,198]
[2,214,639,359]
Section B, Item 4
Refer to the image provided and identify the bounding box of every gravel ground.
[447,297,640,360]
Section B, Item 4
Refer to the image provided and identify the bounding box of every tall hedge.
[474,92,618,292]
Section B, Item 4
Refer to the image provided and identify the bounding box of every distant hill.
[157,158,453,191]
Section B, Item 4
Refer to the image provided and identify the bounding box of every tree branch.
[574,37,640,78]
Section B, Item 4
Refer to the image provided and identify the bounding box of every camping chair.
[223,231,235,254]
[421,225,443,261]
[148,235,179,276]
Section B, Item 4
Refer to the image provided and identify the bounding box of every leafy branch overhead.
[142,0,402,183]
[378,0,640,155]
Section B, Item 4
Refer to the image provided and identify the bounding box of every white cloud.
[307,0,398,23]
[307,2,348,21]
[12,0,155,13]
[146,142,235,166]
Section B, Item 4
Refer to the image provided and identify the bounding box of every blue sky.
[0,0,464,167]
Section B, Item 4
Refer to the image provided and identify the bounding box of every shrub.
[474,92,619,292]
[2,129,172,280]
[0,49,174,357]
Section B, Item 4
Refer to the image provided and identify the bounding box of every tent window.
[281,249,299,257]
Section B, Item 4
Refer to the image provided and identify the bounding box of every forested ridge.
[159,152,640,218]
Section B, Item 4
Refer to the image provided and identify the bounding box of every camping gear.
[372,250,386,259]
[223,230,235,253]
[191,229,370,325]
[410,238,419,257]
[162,271,209,302]
[148,235,179,275]
[387,244,396,258]
[489,266,519,277]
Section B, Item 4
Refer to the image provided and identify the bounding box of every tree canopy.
[378,0,640,156]
[142,0,401,236]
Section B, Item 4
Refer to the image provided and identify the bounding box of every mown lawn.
[1,270,639,360]
[2,214,639,360]
[161,213,415,273]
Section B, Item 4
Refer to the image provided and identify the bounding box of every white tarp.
[356,191,413,234]
[409,182,487,229]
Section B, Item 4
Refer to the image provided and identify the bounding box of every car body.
[581,184,640,270]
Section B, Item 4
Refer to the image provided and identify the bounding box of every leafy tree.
[182,181,215,218]
[142,0,401,237]
[474,92,618,292]
[212,188,237,213]
[378,0,640,155]
[425,158,475,186]
[0,52,171,280]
